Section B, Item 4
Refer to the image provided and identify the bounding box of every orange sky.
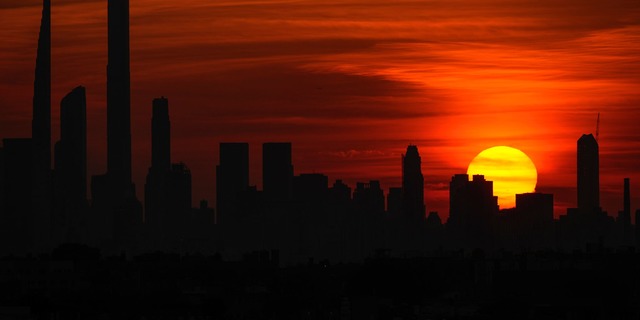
[1,0,639,219]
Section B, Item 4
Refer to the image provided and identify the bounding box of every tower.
[216,143,249,224]
[107,0,134,200]
[263,142,293,201]
[144,97,171,228]
[53,87,87,243]
[577,134,599,212]
[31,0,52,251]
[402,145,425,220]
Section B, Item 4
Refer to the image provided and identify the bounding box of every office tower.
[216,143,249,224]
[263,142,293,201]
[447,174,498,248]
[402,145,425,220]
[145,97,171,227]
[31,0,52,252]
[55,87,87,207]
[577,134,599,212]
[53,87,87,242]
[107,0,134,200]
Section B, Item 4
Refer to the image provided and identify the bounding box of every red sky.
[1,0,639,220]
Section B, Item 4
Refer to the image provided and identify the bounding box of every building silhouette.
[216,143,249,225]
[144,97,170,228]
[31,0,52,253]
[402,145,425,220]
[107,0,135,200]
[52,86,87,244]
[90,0,142,253]
[262,142,293,201]
[447,174,498,248]
[577,134,599,213]
[144,97,175,245]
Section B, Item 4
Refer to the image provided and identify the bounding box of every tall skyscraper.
[263,142,293,201]
[53,87,87,243]
[402,145,425,220]
[31,0,51,252]
[55,87,87,207]
[145,97,171,227]
[107,0,134,200]
[216,143,249,224]
[577,134,599,212]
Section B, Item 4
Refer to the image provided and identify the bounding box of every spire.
[31,0,52,252]
[32,0,51,172]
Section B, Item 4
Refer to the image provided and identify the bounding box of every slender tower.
[402,145,425,220]
[577,134,599,212]
[31,0,52,251]
[107,0,134,200]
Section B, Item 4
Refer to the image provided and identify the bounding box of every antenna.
[596,112,600,142]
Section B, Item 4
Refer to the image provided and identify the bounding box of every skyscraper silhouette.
[402,145,425,220]
[577,134,599,212]
[447,174,498,248]
[31,0,52,252]
[89,0,141,253]
[56,87,87,205]
[53,87,87,243]
[1,139,33,254]
[216,143,249,225]
[263,142,293,201]
[144,97,171,228]
[107,0,134,200]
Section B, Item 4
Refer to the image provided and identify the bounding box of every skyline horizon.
[1,0,639,220]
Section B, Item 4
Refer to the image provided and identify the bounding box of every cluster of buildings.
[1,0,639,264]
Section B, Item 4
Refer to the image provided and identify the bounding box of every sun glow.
[467,146,537,208]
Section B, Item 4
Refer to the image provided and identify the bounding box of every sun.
[467,146,537,208]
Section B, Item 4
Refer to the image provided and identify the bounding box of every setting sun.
[467,146,537,208]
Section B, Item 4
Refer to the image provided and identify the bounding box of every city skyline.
[1,1,640,219]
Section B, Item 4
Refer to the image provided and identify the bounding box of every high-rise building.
[31,0,51,252]
[107,0,134,200]
[263,142,293,201]
[402,145,425,220]
[216,143,249,224]
[53,87,87,242]
[144,97,171,227]
[447,174,498,248]
[55,87,87,207]
[577,134,599,212]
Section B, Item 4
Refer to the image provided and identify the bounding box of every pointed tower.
[107,0,134,200]
[402,145,425,220]
[31,0,52,251]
